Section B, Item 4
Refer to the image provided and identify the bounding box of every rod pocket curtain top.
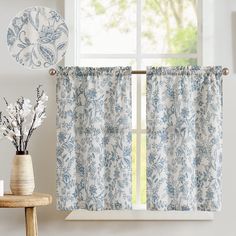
[56,66,223,212]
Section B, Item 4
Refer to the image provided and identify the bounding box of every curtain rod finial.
[222,67,229,76]
[49,68,57,76]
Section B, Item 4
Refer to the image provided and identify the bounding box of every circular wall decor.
[7,6,69,69]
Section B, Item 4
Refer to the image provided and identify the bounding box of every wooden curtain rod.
[49,68,230,76]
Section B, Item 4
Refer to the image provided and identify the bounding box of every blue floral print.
[146,66,223,211]
[56,67,132,211]
[7,7,68,69]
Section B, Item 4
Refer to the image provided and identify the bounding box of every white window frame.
[64,0,215,220]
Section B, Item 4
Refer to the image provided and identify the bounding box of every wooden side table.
[0,193,52,236]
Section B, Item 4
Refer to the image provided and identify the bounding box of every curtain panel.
[146,66,223,211]
[56,66,132,211]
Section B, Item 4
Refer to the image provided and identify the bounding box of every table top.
[0,193,52,208]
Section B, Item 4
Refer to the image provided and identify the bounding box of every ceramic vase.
[10,151,35,195]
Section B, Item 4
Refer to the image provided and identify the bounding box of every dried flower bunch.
[0,86,48,152]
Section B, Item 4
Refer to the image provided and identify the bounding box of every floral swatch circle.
[7,6,69,69]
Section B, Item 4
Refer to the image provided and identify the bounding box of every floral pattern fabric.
[146,66,223,211]
[7,6,68,69]
[56,66,132,211]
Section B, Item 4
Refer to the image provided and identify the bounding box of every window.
[64,0,214,220]
[65,0,200,208]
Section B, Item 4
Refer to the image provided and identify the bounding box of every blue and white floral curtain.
[146,66,223,211]
[56,66,132,211]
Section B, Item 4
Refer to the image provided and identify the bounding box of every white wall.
[0,0,236,235]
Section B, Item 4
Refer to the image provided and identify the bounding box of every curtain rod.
[49,68,230,76]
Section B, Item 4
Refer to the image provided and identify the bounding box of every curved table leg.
[25,207,38,236]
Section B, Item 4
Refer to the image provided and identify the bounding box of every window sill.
[66,206,214,221]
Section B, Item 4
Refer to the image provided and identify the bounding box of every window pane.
[141,134,146,204]
[79,58,136,67]
[142,58,198,67]
[132,76,137,129]
[80,0,136,54]
[132,133,137,205]
[142,0,197,54]
[141,75,146,129]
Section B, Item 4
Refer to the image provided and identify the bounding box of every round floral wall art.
[7,6,69,69]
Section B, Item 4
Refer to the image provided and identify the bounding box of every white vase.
[10,152,35,195]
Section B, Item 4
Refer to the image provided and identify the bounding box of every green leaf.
[91,0,106,15]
